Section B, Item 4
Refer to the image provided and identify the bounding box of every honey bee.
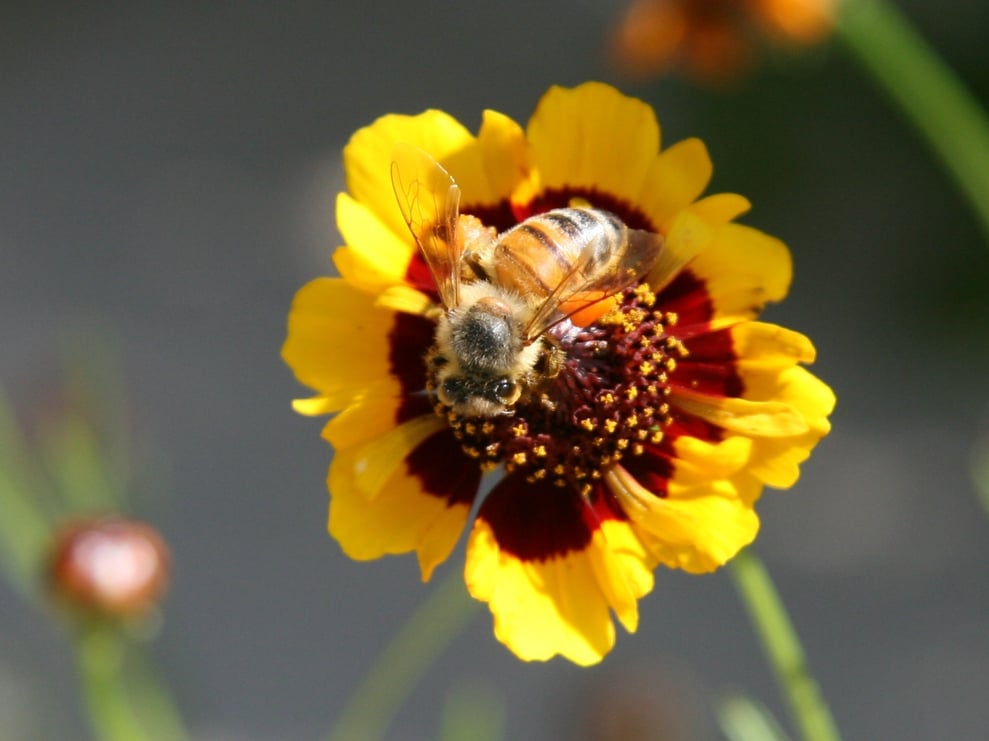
[390,144,668,418]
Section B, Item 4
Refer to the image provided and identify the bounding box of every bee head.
[436,374,521,417]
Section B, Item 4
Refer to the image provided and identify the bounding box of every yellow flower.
[282,82,835,665]
[609,0,835,82]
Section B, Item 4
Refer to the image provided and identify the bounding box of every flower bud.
[48,516,170,619]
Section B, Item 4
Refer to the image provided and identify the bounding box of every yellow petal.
[328,432,476,581]
[344,110,479,239]
[465,519,617,665]
[668,435,755,483]
[730,322,818,369]
[671,390,810,437]
[321,390,405,450]
[524,82,660,203]
[291,395,338,417]
[282,278,397,410]
[606,466,760,574]
[334,193,416,292]
[476,109,529,205]
[637,137,713,232]
[648,208,716,292]
[740,365,836,487]
[690,192,752,223]
[687,223,793,322]
[338,414,445,500]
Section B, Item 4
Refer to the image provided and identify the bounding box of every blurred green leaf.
[718,693,792,741]
[438,679,505,741]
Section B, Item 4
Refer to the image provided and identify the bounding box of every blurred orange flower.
[610,0,835,82]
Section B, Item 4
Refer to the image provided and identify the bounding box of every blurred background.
[2,1,988,739]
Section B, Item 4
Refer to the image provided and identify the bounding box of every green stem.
[76,625,153,741]
[836,0,989,243]
[729,550,841,741]
[327,567,481,741]
[75,623,189,741]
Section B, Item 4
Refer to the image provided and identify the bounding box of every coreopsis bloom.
[283,82,834,665]
[610,0,835,82]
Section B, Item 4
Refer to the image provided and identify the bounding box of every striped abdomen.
[489,208,628,300]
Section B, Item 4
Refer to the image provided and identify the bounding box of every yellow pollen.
[579,483,592,497]
[633,443,644,455]
[665,311,678,326]
[659,402,670,414]
[667,358,677,372]
[481,422,495,434]
[600,392,615,405]
[464,422,476,435]
[625,414,639,427]
[647,384,658,395]
[604,419,618,433]
[480,461,499,472]
[580,418,596,431]
[636,429,649,440]
[625,387,639,401]
[634,284,656,305]
[617,438,629,450]
[512,423,526,437]
[554,464,566,475]
[642,406,655,417]
[650,430,663,443]
[554,478,567,487]
[512,452,527,465]
[465,447,480,458]
[533,445,547,457]
[639,361,655,375]
[533,469,547,479]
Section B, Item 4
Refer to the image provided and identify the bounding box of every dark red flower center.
[431,284,685,495]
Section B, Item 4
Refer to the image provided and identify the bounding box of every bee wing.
[522,227,664,341]
[390,143,463,309]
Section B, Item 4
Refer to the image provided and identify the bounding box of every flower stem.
[729,550,842,741]
[76,625,152,741]
[835,0,989,243]
[327,567,481,741]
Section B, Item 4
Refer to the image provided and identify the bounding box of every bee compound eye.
[493,378,519,402]
[440,378,465,404]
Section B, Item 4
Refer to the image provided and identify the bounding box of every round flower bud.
[48,516,170,619]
